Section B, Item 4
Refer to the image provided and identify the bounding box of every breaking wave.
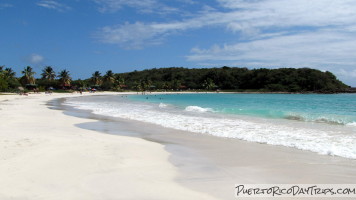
[64,96,356,160]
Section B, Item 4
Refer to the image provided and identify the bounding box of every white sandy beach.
[0,92,219,200]
[1,92,356,200]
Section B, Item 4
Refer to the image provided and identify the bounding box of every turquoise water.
[129,93,356,126]
[65,93,356,159]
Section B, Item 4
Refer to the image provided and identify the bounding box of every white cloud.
[94,10,231,48]
[187,29,356,85]
[96,0,356,48]
[94,13,220,48]
[93,0,154,13]
[339,69,356,79]
[188,30,356,65]
[94,0,356,85]
[95,22,165,49]
[187,0,356,85]
[26,54,44,65]
[37,0,71,12]
[335,69,356,86]
[92,0,182,14]
[216,0,356,31]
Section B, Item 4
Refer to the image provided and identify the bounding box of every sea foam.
[185,106,214,113]
[159,103,168,108]
[64,97,356,160]
[286,113,355,125]
[347,122,356,127]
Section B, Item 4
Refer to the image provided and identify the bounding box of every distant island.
[0,65,352,93]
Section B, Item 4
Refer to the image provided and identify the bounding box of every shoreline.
[60,94,356,199]
[0,92,219,200]
[2,90,356,97]
[64,93,356,159]
[1,92,356,199]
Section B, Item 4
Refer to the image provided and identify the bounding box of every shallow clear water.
[130,93,356,126]
[64,93,356,159]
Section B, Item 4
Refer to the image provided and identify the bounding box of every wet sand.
[0,92,219,200]
[59,95,356,200]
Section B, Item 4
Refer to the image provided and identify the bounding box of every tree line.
[0,65,350,93]
[117,67,349,93]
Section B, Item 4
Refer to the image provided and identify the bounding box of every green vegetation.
[117,67,349,93]
[58,69,71,89]
[0,65,350,93]
[0,65,21,92]
[20,66,36,85]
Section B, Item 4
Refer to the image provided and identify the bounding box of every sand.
[0,92,218,200]
[68,101,356,200]
[1,92,356,200]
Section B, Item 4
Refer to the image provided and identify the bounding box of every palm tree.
[202,78,216,90]
[138,78,152,94]
[0,66,4,81]
[0,67,7,91]
[115,75,125,89]
[41,66,56,80]
[133,81,142,94]
[103,70,115,84]
[91,71,102,86]
[101,70,116,90]
[58,69,71,88]
[143,78,152,90]
[21,66,36,85]
[163,82,171,90]
[2,68,15,79]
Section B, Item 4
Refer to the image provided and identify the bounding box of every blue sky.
[1,0,356,86]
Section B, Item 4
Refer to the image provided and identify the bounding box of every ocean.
[64,93,356,159]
